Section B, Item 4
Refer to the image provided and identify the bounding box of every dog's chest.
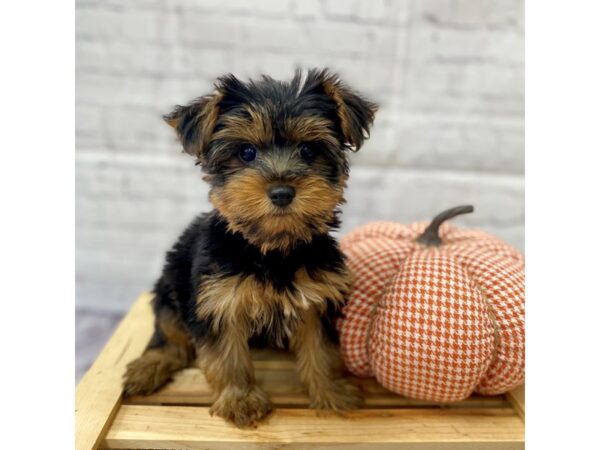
[196,266,348,345]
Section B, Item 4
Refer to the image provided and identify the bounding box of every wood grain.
[102,405,524,449]
[125,367,507,409]
[505,384,525,421]
[76,293,155,450]
[77,292,524,449]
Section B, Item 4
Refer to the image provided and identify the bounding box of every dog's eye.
[239,145,257,163]
[299,143,316,162]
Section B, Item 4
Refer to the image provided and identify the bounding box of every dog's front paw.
[123,356,174,396]
[210,386,273,427]
[309,378,363,412]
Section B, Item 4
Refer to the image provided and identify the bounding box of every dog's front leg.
[198,323,272,427]
[291,306,363,411]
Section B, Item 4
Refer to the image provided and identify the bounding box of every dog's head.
[165,69,377,253]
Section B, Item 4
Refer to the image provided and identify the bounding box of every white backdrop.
[76,0,524,313]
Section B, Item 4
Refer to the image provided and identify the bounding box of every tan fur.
[290,306,363,411]
[199,93,224,150]
[166,91,223,159]
[212,105,341,148]
[282,116,339,146]
[208,383,272,428]
[154,72,374,426]
[321,75,377,150]
[322,77,356,147]
[122,313,194,396]
[195,266,353,424]
[212,104,274,147]
[197,318,273,427]
[210,171,346,253]
[196,275,274,427]
[196,267,349,343]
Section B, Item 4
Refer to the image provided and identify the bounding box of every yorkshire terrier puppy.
[122,68,377,427]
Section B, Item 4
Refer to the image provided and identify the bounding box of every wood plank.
[76,293,155,450]
[125,368,507,409]
[102,405,524,450]
[505,384,525,421]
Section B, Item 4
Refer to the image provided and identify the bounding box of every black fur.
[165,69,376,183]
[152,69,375,357]
[151,211,346,349]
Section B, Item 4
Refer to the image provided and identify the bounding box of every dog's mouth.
[270,206,293,216]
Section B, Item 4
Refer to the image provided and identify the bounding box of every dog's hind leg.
[122,306,195,396]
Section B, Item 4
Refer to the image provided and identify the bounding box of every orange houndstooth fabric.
[338,221,525,402]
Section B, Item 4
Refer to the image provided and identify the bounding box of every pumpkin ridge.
[442,247,500,375]
[370,251,494,401]
[340,237,415,376]
[442,246,525,394]
[337,214,524,401]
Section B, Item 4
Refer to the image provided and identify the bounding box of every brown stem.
[416,205,474,246]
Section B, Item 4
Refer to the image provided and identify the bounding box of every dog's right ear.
[163,92,223,161]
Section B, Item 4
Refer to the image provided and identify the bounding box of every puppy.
[122,68,377,427]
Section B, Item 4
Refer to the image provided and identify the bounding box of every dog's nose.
[268,185,295,207]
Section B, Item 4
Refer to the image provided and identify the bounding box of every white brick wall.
[76,0,524,312]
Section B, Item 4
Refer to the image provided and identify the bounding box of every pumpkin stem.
[416,205,474,246]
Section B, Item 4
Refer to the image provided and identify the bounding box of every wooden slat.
[505,384,525,421]
[78,292,521,449]
[76,293,155,450]
[125,367,507,409]
[102,405,524,450]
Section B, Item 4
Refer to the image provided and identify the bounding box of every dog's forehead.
[211,76,343,148]
[227,77,335,119]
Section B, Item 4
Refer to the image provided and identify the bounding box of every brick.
[101,107,173,152]
[341,166,524,244]
[231,19,398,57]
[304,23,389,56]
[179,13,243,47]
[118,9,163,43]
[355,111,524,173]
[415,0,523,30]
[239,20,307,52]
[291,0,322,20]
[75,0,525,314]
[77,72,161,107]
[230,52,303,82]
[76,105,106,150]
[409,28,524,66]
[324,0,409,25]
[76,6,175,44]
[76,156,524,311]
[76,153,207,206]
[166,0,223,12]
[77,40,181,77]
[324,0,381,22]
[76,7,122,41]
[76,250,161,312]
[402,61,524,117]
[220,0,292,18]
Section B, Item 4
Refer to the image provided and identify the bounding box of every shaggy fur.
[122,68,377,427]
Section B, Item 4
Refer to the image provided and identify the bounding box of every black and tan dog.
[122,69,377,427]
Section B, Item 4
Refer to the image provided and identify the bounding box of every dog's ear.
[306,69,378,151]
[163,91,223,161]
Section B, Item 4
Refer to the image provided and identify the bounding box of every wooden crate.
[76,293,525,450]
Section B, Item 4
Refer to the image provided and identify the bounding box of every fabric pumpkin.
[338,206,525,402]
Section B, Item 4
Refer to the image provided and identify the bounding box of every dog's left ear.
[163,92,223,161]
[316,70,378,151]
